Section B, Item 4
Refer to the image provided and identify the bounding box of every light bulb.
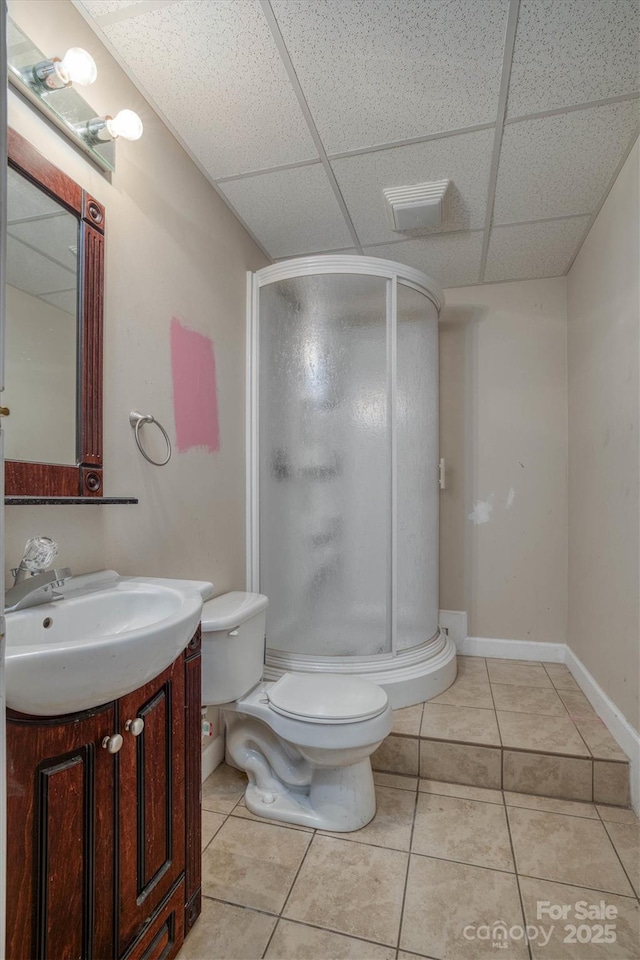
[106,109,143,141]
[55,48,97,86]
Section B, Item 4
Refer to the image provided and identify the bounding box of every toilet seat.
[266,672,388,724]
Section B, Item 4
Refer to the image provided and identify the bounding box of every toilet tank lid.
[201,591,268,632]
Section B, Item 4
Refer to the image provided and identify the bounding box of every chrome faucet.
[5,536,72,612]
[5,569,72,612]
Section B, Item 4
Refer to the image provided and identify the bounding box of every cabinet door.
[6,705,117,960]
[118,659,185,955]
[120,879,185,960]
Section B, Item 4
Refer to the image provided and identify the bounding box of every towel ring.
[129,410,172,466]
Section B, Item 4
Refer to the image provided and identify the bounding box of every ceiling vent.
[383,179,451,232]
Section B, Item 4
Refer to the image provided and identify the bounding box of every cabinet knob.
[125,717,145,737]
[102,733,123,753]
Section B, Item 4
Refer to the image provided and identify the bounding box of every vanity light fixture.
[8,17,132,171]
[78,109,144,144]
[26,47,97,90]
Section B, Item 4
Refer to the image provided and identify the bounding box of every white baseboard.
[565,648,640,815]
[459,635,565,662]
[201,733,225,783]
[439,610,468,649]
[460,635,639,815]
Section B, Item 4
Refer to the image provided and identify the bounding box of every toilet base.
[244,758,376,832]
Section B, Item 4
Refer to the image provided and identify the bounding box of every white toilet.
[201,591,393,831]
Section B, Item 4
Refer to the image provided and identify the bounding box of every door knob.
[102,733,123,753]
[0,407,10,417]
[125,717,145,736]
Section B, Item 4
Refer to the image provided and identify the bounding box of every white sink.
[5,570,213,716]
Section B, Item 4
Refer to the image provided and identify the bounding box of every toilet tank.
[201,592,269,705]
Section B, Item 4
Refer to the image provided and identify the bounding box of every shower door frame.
[246,255,443,666]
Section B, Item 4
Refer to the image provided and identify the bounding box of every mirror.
[5,128,105,497]
[6,167,79,465]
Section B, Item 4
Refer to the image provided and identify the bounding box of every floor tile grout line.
[397,953,439,960]
[599,817,640,899]
[202,893,281,919]
[209,890,442,947]
[513,868,638,902]
[504,804,602,824]
[200,809,229,854]
[561,704,596,757]
[410,849,517,878]
[505,802,637,901]
[381,734,600,760]
[201,851,640,921]
[486,667,504,759]
[261,912,406,954]
[258,829,318,959]
[416,699,426,741]
[504,804,534,960]
[260,916,280,959]
[418,792,508,811]
[395,783,421,955]
[272,826,316,914]
[314,834,411,855]
[417,784,503,805]
[228,810,314,834]
[200,768,639,956]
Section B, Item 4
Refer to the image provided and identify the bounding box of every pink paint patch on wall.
[170,317,220,453]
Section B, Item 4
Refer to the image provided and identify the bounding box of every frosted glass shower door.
[396,283,439,648]
[258,274,390,658]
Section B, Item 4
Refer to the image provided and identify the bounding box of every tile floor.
[373,658,631,806]
[179,763,640,960]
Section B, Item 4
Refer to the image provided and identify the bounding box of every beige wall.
[440,277,568,644]
[567,140,639,731]
[5,1,268,591]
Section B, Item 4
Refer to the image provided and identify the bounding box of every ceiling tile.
[41,290,78,316]
[6,240,76,296]
[7,169,62,221]
[275,248,358,262]
[272,0,508,153]
[9,217,78,273]
[485,217,590,282]
[364,232,483,289]
[78,0,144,15]
[494,101,640,224]
[507,0,640,119]
[218,165,354,258]
[332,128,494,245]
[100,0,317,178]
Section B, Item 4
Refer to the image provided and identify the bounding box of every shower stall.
[246,256,456,708]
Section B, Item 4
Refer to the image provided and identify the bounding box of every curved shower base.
[264,630,458,710]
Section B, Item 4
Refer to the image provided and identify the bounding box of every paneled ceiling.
[6,168,78,315]
[74,0,639,289]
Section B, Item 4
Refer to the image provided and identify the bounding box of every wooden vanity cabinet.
[6,702,117,960]
[6,629,202,960]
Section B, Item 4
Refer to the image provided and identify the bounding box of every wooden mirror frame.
[6,127,105,497]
